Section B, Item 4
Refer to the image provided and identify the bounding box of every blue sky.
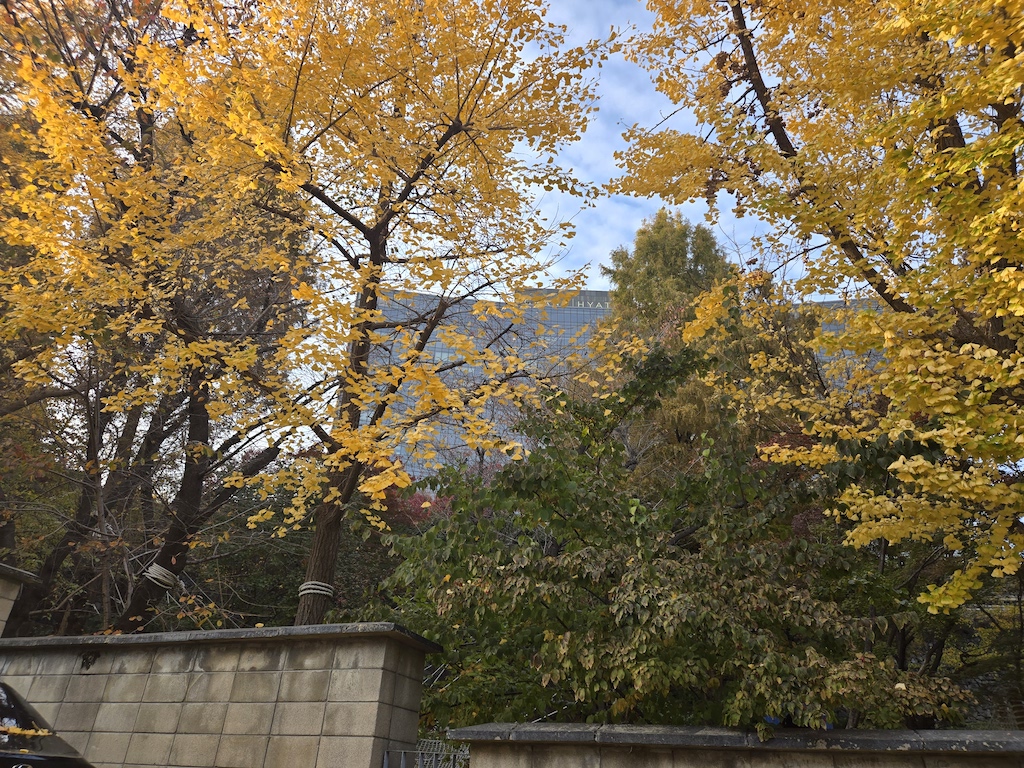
[537,0,764,289]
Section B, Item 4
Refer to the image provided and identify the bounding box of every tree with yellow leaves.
[620,0,1024,611]
[0,0,601,631]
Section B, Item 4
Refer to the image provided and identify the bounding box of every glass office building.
[373,289,611,472]
[520,289,611,361]
[378,288,611,371]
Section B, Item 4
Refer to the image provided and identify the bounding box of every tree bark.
[293,463,364,625]
[293,504,344,626]
[113,369,211,632]
[112,440,281,633]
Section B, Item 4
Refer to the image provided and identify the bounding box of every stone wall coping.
[0,621,441,653]
[448,723,1024,754]
[0,563,41,586]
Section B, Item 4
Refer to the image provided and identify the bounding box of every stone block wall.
[450,723,1024,768]
[0,622,438,768]
[0,563,40,635]
[0,578,19,632]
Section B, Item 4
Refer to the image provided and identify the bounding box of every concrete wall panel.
[453,725,1024,768]
[0,622,437,768]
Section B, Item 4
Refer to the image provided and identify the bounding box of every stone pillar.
[0,621,439,768]
[0,563,40,635]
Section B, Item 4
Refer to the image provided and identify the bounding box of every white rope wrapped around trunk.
[298,580,335,598]
[143,562,181,590]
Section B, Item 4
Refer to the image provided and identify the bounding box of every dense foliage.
[620,0,1024,611]
[385,348,972,732]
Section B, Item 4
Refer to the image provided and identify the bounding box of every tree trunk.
[112,442,280,633]
[113,369,210,633]
[293,503,344,626]
[113,538,191,633]
[294,464,364,625]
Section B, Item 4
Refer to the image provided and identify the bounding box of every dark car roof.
[0,684,94,767]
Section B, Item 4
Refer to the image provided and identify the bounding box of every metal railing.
[383,739,469,768]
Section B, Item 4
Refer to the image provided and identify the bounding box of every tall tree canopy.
[598,210,734,487]
[0,0,601,631]
[601,208,729,338]
[620,0,1024,610]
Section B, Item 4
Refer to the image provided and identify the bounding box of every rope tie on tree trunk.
[143,562,181,590]
[298,580,335,598]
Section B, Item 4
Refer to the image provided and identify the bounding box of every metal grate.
[383,740,469,768]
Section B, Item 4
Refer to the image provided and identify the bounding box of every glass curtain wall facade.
[374,289,610,473]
